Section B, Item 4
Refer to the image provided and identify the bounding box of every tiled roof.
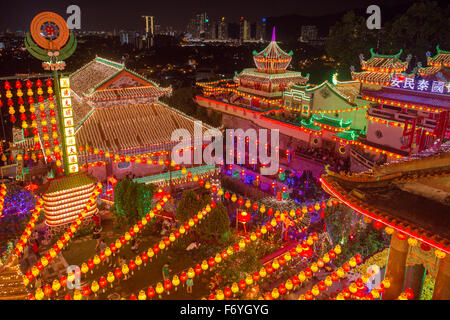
[237,68,309,84]
[84,86,172,101]
[312,114,352,128]
[43,173,97,195]
[70,58,123,95]
[360,49,409,70]
[362,87,450,109]
[351,71,392,85]
[76,102,210,152]
[321,152,450,251]
[427,46,450,67]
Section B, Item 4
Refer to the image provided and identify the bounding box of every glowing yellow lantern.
[227,246,234,256]
[81,263,89,274]
[231,282,239,294]
[334,245,342,255]
[155,282,164,295]
[158,241,166,250]
[271,288,279,299]
[187,268,195,279]
[311,285,320,296]
[250,232,257,241]
[336,267,345,278]
[216,290,224,300]
[214,253,222,264]
[115,239,122,249]
[205,181,211,189]
[91,281,99,294]
[349,257,357,268]
[201,260,209,271]
[385,227,394,235]
[261,225,267,234]
[298,271,306,282]
[179,226,185,234]
[138,290,147,300]
[172,275,180,288]
[272,259,280,270]
[52,279,61,293]
[147,248,154,259]
[73,289,82,300]
[245,275,253,286]
[135,256,142,267]
[408,237,418,247]
[325,276,333,287]
[231,194,237,203]
[286,279,293,291]
[124,232,131,241]
[217,188,224,196]
[259,267,267,278]
[382,278,391,289]
[306,236,314,246]
[107,272,115,286]
[259,205,266,214]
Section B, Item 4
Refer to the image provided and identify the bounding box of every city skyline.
[0,0,417,32]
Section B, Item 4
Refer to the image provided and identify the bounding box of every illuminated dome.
[252,27,293,74]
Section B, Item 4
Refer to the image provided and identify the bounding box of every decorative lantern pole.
[25,11,78,177]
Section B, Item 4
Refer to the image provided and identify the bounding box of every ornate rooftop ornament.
[24,11,77,71]
[252,27,293,74]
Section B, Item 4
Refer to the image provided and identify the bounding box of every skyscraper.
[239,17,250,43]
[256,18,266,41]
[217,17,228,40]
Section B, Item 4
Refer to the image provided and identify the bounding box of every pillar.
[432,254,450,300]
[404,264,425,300]
[383,231,409,300]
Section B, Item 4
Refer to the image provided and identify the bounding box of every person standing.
[162,263,170,281]
[186,277,193,294]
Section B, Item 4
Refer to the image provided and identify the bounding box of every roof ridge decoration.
[87,67,160,95]
[252,27,293,74]
[305,81,355,105]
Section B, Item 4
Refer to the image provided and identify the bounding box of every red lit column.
[383,231,409,300]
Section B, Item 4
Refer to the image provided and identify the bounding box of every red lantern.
[342,263,351,272]
[129,260,136,272]
[279,284,287,295]
[292,275,300,286]
[267,208,273,216]
[64,294,72,300]
[129,293,137,300]
[207,257,215,268]
[180,272,187,283]
[195,264,202,275]
[164,279,172,291]
[238,279,246,291]
[147,286,155,299]
[318,281,326,291]
[253,271,260,282]
[114,268,122,279]
[224,287,232,298]
[266,264,274,274]
[304,267,312,278]
[82,285,91,297]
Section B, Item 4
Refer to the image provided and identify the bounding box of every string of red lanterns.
[128,210,303,300]
[210,235,319,300]
[14,198,44,257]
[62,201,216,300]
[258,244,343,300]
[0,184,7,218]
[23,183,102,288]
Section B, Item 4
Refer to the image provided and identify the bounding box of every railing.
[133,164,217,184]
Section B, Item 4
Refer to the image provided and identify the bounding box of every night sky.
[0,0,417,32]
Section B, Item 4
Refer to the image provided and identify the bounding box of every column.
[432,254,450,300]
[404,264,425,300]
[383,231,409,300]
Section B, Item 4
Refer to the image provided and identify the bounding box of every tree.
[326,11,378,79]
[383,1,450,60]
[199,202,231,242]
[175,190,210,223]
[114,178,156,225]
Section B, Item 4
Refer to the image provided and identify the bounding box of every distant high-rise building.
[217,17,228,40]
[300,25,318,42]
[239,17,250,42]
[205,18,216,40]
[142,15,155,47]
[256,18,266,41]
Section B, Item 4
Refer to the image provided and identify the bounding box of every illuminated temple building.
[234,28,309,102]
[355,46,449,169]
[321,141,450,300]
[197,45,449,174]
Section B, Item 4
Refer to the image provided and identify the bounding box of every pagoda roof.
[351,70,392,85]
[83,86,172,102]
[252,27,293,73]
[312,114,352,129]
[362,86,450,110]
[75,102,211,152]
[42,172,97,195]
[427,45,450,67]
[300,118,322,131]
[321,150,450,252]
[70,57,124,95]
[360,48,410,71]
[334,130,359,141]
[236,68,309,84]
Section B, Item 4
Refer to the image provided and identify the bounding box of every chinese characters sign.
[390,77,450,95]
[60,77,79,174]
